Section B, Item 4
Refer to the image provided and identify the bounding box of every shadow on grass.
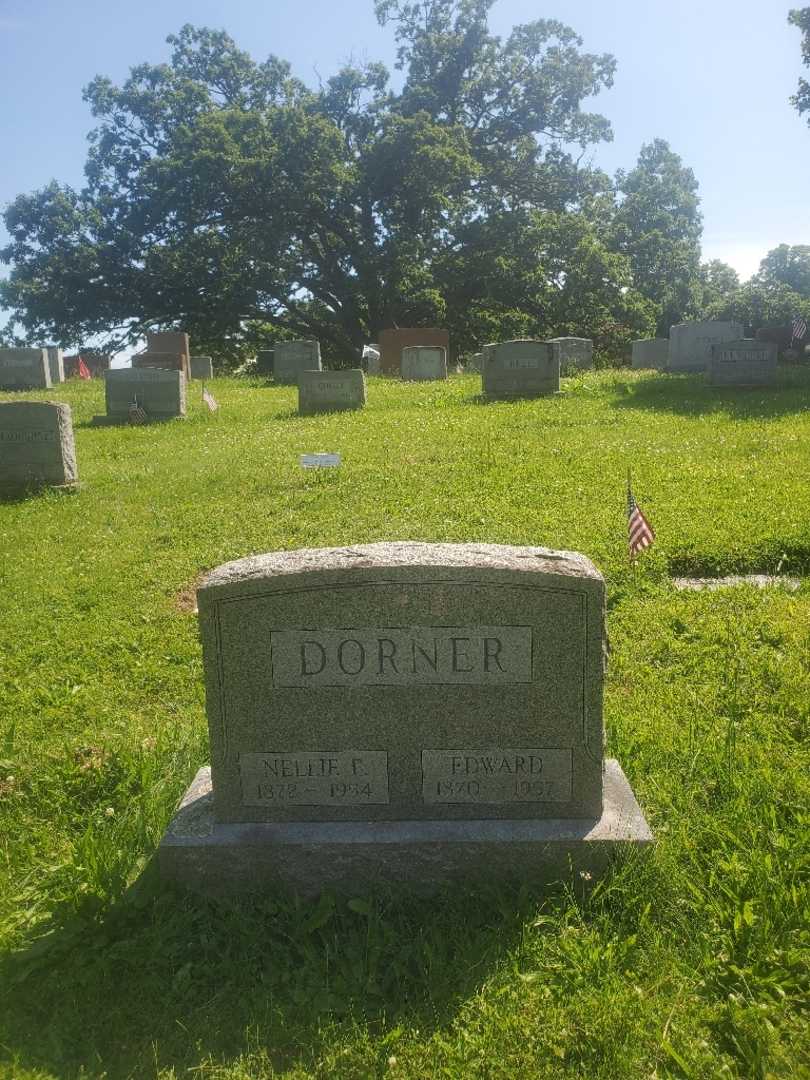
[607,368,810,419]
[0,866,542,1078]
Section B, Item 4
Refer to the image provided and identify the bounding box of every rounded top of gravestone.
[198,542,603,598]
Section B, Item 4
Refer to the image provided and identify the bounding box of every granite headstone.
[103,368,186,422]
[548,337,593,372]
[298,369,366,414]
[275,341,322,385]
[401,346,448,381]
[708,339,778,387]
[256,350,275,377]
[0,348,51,391]
[0,401,78,496]
[159,542,652,896]
[45,347,65,384]
[189,356,214,380]
[378,328,450,375]
[481,340,559,399]
[631,339,669,369]
[668,321,744,373]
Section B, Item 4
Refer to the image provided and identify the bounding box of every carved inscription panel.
[270,625,533,687]
[422,748,572,803]
[240,750,389,806]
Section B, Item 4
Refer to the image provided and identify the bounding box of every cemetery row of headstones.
[251,334,597,412]
[628,320,801,385]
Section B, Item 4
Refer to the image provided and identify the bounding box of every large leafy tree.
[1,2,654,361]
[789,8,810,124]
[610,139,703,336]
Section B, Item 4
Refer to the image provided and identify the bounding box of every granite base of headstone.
[668,321,743,373]
[708,339,778,387]
[274,341,322,385]
[99,368,186,423]
[0,401,78,497]
[159,542,652,897]
[631,338,669,369]
[0,348,52,391]
[298,369,366,414]
[189,356,214,380]
[482,340,559,399]
[548,337,593,373]
[401,346,448,381]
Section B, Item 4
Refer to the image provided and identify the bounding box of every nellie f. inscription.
[422,748,572,803]
[270,625,533,686]
[240,750,389,806]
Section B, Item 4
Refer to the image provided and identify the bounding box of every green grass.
[0,369,808,1079]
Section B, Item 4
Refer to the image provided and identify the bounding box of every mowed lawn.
[0,369,808,1079]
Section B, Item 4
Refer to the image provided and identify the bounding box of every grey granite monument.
[298,369,366,414]
[0,401,78,496]
[548,337,593,373]
[631,339,669,369]
[275,341,321,385]
[0,348,52,391]
[708,339,778,387]
[159,542,651,896]
[102,368,186,423]
[401,346,448,381]
[189,356,214,380]
[481,340,559,399]
[668,321,743,373]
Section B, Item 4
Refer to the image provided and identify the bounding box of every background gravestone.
[132,332,191,378]
[159,542,651,896]
[298,369,366,414]
[708,339,778,386]
[45,347,65,384]
[103,368,186,422]
[0,348,51,391]
[668,321,743,373]
[631,338,669,369]
[548,337,593,372]
[482,340,559,399]
[274,340,321,385]
[378,328,450,376]
[189,356,214,380]
[256,350,275,377]
[0,401,78,496]
[401,346,448,381]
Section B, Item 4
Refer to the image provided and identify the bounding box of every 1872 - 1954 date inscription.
[239,750,390,806]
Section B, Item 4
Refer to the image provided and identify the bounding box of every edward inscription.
[422,748,572,803]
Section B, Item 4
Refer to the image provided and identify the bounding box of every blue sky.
[0,0,808,309]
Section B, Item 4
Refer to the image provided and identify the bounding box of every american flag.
[202,385,219,412]
[77,356,92,379]
[627,479,655,559]
[128,397,148,424]
[791,314,807,345]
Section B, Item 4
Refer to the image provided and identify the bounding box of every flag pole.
[627,467,637,584]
